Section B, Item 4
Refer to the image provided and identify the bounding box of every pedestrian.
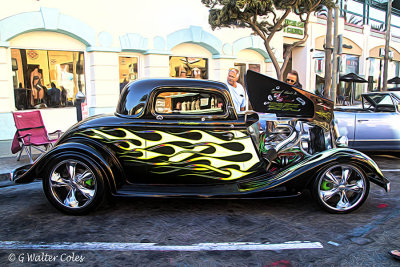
[286,70,303,88]
[225,67,246,113]
[47,82,61,107]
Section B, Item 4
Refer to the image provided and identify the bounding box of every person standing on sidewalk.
[286,70,303,89]
[225,67,246,113]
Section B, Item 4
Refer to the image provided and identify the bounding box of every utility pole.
[331,2,340,105]
[324,7,333,98]
[382,0,392,91]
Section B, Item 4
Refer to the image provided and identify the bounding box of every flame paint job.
[77,128,261,181]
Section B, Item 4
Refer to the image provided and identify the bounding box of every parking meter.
[75,91,86,122]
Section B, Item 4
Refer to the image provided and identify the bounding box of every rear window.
[154,89,226,116]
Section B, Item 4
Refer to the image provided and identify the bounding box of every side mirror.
[227,105,236,118]
[336,136,348,147]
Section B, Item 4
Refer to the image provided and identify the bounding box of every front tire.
[43,155,105,215]
[312,164,370,214]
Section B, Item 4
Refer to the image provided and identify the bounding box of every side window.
[154,90,226,116]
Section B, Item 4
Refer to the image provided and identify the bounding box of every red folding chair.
[12,110,62,163]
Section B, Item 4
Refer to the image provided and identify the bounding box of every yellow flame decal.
[81,128,261,180]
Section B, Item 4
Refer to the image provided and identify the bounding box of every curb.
[0,180,14,188]
[0,173,10,182]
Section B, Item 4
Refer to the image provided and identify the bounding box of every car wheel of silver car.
[313,164,370,214]
[43,156,105,215]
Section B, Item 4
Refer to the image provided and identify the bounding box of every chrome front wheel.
[313,164,370,213]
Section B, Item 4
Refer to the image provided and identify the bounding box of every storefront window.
[234,63,261,87]
[119,57,138,92]
[169,57,208,79]
[11,49,85,110]
[313,51,325,96]
[338,54,362,100]
[368,58,400,91]
[341,54,359,75]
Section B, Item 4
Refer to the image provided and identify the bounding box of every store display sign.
[81,102,89,120]
[283,19,304,36]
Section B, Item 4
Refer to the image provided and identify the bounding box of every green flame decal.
[78,128,261,180]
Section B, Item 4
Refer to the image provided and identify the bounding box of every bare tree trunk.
[324,8,333,98]
[331,3,339,105]
[382,0,392,91]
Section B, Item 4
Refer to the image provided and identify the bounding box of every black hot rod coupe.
[12,70,390,214]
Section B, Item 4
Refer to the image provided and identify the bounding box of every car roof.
[116,78,229,116]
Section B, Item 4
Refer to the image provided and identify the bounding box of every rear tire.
[312,164,370,214]
[43,155,106,215]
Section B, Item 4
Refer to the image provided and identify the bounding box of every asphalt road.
[0,153,399,266]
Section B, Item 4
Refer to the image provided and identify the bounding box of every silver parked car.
[334,92,400,151]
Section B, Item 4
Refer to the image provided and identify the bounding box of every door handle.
[357,119,369,122]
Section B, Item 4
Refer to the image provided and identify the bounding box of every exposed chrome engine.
[260,116,332,169]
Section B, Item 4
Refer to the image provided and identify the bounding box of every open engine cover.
[245,70,334,131]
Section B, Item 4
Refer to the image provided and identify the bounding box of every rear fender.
[12,141,124,193]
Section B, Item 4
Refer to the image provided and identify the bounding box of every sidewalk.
[0,139,41,182]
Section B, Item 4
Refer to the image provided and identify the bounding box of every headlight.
[335,136,348,147]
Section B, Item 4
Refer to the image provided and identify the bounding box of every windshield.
[368,94,394,105]
[362,93,399,112]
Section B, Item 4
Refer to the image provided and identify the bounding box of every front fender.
[293,148,390,192]
[12,141,124,193]
[239,148,390,194]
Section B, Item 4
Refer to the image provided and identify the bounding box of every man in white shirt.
[225,68,246,113]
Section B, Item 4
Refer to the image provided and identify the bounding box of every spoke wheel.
[313,164,369,214]
[43,156,105,215]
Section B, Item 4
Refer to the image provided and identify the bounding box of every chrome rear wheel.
[43,156,105,215]
[49,160,97,209]
[313,164,369,213]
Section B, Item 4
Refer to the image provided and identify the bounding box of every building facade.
[0,0,399,141]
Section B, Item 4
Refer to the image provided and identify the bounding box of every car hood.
[245,70,334,131]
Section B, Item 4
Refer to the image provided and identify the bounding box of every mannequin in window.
[32,76,44,105]
[175,101,182,111]
[60,86,67,106]
[178,65,187,78]
[30,68,44,105]
[192,68,202,79]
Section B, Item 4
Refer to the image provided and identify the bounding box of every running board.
[113,183,297,198]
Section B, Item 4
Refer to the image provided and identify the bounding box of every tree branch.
[267,9,291,43]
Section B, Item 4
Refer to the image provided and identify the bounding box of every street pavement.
[0,141,399,266]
